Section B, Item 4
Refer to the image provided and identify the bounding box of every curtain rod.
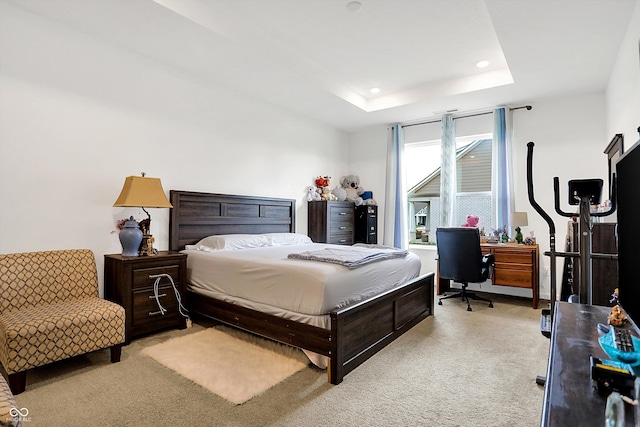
[401,105,532,129]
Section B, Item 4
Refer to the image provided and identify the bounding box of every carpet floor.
[7,293,549,426]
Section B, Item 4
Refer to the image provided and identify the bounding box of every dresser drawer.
[132,285,179,326]
[328,234,354,245]
[329,205,354,222]
[330,221,353,234]
[132,265,181,290]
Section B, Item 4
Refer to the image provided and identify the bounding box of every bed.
[169,190,434,384]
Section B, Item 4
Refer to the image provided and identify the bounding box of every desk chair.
[436,227,495,311]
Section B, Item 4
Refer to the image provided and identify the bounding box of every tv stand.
[542,302,637,426]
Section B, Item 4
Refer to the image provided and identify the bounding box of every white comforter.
[182,243,421,316]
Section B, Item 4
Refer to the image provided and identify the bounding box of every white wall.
[606,0,640,145]
[0,4,348,295]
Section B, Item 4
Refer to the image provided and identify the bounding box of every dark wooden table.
[541,302,637,426]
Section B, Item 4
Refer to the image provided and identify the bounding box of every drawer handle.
[339,239,346,243]
[339,226,346,230]
[149,310,163,316]
[339,212,347,215]
[149,293,167,299]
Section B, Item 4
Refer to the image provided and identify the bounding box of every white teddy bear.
[306,185,321,202]
[341,175,364,206]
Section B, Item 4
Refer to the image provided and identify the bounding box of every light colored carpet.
[8,294,549,426]
[141,327,309,404]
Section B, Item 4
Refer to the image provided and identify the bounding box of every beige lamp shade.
[113,175,173,208]
[511,212,529,227]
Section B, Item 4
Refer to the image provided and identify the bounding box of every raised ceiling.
[3,0,637,131]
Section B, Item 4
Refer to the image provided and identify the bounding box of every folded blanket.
[287,244,408,269]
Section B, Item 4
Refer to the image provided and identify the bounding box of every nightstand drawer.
[132,265,181,290]
[132,286,179,326]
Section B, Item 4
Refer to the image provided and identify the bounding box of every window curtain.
[492,107,514,231]
[439,114,456,227]
[383,124,408,249]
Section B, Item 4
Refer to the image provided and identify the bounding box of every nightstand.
[104,251,187,342]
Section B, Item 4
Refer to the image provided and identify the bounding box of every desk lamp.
[511,212,529,244]
[113,173,173,256]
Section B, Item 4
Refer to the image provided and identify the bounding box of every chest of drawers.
[308,201,355,245]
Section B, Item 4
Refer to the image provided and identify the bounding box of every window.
[406,133,493,244]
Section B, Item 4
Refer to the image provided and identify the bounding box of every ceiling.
[4,0,637,132]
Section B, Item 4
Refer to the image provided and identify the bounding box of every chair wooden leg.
[110,344,122,363]
[8,371,26,395]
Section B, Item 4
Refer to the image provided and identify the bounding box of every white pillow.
[265,233,312,246]
[196,234,270,251]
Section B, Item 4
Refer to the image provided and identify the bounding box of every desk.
[437,243,540,308]
[542,302,637,426]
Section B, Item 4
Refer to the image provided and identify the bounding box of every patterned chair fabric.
[0,250,125,390]
[0,375,21,427]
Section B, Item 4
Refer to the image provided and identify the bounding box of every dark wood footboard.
[187,272,434,384]
[329,273,434,384]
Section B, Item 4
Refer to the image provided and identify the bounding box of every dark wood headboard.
[169,190,296,251]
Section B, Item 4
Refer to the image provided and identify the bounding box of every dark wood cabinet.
[355,205,377,244]
[566,221,617,305]
[104,251,187,342]
[307,201,354,245]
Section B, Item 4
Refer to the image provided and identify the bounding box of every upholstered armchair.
[0,249,125,394]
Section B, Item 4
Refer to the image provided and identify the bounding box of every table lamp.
[113,173,173,256]
[511,212,528,244]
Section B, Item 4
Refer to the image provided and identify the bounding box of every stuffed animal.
[321,186,337,201]
[341,175,370,206]
[462,215,479,228]
[306,185,321,202]
[315,176,331,189]
[314,175,335,201]
[331,186,347,201]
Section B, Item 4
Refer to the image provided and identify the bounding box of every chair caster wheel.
[438,301,443,305]
[489,303,494,308]
[467,306,472,312]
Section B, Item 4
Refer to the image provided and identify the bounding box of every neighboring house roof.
[408,139,491,198]
[415,206,429,216]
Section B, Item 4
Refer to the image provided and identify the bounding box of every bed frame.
[169,190,434,384]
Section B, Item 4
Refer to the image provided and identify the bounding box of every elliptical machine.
[526,142,617,334]
[527,141,617,387]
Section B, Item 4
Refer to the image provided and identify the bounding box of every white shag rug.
[141,327,309,404]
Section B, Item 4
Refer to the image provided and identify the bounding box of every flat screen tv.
[617,135,640,328]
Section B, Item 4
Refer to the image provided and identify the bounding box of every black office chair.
[436,227,495,311]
